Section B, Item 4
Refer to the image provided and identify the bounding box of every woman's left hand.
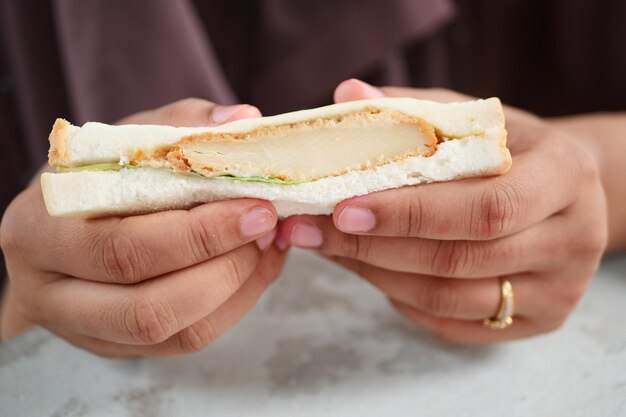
[277,79,608,344]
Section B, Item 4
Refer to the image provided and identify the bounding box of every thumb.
[333,78,385,103]
[116,98,262,127]
[334,78,476,104]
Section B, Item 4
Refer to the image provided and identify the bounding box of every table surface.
[1,250,625,417]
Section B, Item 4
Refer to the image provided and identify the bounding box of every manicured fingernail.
[337,206,376,232]
[353,79,385,98]
[275,233,289,251]
[290,222,323,248]
[256,229,276,251]
[211,105,245,123]
[240,206,275,238]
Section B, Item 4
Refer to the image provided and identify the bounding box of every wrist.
[548,115,606,175]
[549,113,626,252]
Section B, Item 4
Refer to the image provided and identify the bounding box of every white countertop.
[1,250,625,417]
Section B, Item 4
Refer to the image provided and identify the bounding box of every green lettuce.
[56,163,134,173]
[209,173,309,185]
[56,163,309,185]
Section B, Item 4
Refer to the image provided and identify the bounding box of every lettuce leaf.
[209,173,309,185]
[56,163,309,185]
[56,163,134,173]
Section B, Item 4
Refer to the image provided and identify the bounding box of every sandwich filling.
[54,108,440,184]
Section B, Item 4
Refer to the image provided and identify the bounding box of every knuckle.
[187,214,225,262]
[340,235,374,262]
[548,133,600,184]
[161,98,194,125]
[166,98,214,126]
[589,227,609,254]
[578,149,601,180]
[0,194,26,255]
[430,240,473,278]
[402,195,426,237]
[178,97,204,107]
[97,227,145,283]
[13,294,39,323]
[353,236,374,260]
[419,280,461,318]
[575,227,608,257]
[217,250,253,294]
[473,182,524,239]
[0,216,15,254]
[170,97,202,111]
[121,294,177,344]
[176,320,218,353]
[560,279,589,311]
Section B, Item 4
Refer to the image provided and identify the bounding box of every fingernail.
[211,105,245,123]
[275,233,289,251]
[290,222,323,248]
[337,206,376,232]
[240,206,275,238]
[353,79,385,98]
[256,229,276,251]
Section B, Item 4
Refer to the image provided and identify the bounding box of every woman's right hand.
[0,99,287,357]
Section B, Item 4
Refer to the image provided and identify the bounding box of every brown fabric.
[239,0,454,113]
[53,0,238,124]
[427,0,626,116]
[0,32,25,213]
[196,0,455,113]
[0,0,70,181]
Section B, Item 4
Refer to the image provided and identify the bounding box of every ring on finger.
[483,278,514,330]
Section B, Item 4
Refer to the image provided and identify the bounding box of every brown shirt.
[1,0,625,273]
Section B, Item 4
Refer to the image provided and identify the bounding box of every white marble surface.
[1,250,625,417]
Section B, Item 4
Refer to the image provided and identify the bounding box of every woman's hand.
[0,99,287,356]
[278,79,608,344]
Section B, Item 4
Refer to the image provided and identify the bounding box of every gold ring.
[483,279,514,330]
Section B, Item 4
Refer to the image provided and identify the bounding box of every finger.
[147,243,287,356]
[332,139,586,240]
[117,98,262,127]
[334,79,543,160]
[378,85,543,140]
[280,213,585,279]
[334,79,474,104]
[31,195,276,283]
[331,256,547,320]
[334,80,538,129]
[391,300,561,345]
[50,330,140,359]
[35,243,261,345]
[53,246,287,357]
[334,78,386,102]
[333,81,583,242]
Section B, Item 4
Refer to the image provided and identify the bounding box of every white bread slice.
[42,97,510,218]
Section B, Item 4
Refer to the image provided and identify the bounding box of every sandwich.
[41,97,511,218]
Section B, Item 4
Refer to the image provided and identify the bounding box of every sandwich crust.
[48,118,71,166]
